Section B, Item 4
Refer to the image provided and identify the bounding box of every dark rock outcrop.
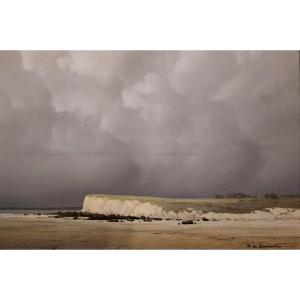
[182,220,194,224]
[226,193,250,199]
[264,193,279,199]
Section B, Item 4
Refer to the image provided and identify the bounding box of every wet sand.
[0,215,299,249]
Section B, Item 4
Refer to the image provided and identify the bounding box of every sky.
[0,51,299,207]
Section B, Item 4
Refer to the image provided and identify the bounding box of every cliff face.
[82,194,205,219]
[82,194,169,218]
[82,194,300,221]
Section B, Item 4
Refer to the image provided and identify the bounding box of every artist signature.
[247,244,283,249]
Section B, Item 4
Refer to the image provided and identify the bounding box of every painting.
[0,51,299,249]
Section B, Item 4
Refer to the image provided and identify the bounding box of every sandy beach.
[1,214,299,249]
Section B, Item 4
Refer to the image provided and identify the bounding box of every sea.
[0,208,80,215]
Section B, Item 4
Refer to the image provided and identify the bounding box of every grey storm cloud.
[0,51,299,207]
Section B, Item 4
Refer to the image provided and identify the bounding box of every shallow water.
[0,209,77,215]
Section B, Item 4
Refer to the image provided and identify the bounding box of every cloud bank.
[0,51,299,207]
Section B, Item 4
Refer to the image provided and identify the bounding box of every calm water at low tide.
[0,209,78,215]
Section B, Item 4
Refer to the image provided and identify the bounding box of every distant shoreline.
[0,207,81,210]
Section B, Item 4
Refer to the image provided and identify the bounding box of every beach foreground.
[0,215,299,249]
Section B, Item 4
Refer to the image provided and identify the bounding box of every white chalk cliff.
[82,194,300,221]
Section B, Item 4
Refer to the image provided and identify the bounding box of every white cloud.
[0,51,299,206]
